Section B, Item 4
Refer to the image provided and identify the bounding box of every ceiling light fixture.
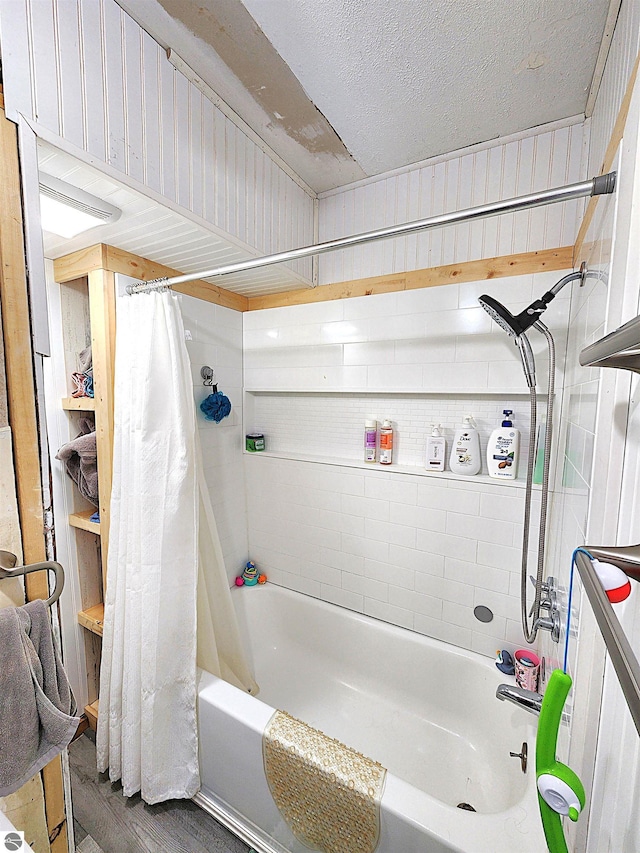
[38,173,121,239]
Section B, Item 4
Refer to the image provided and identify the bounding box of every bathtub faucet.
[496,683,543,716]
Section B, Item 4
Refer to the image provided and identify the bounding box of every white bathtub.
[194,584,546,853]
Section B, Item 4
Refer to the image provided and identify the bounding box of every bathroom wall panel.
[588,0,640,178]
[242,270,564,659]
[179,295,248,584]
[0,0,315,281]
[317,121,586,286]
[244,454,539,659]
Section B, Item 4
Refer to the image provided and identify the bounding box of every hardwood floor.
[69,734,250,853]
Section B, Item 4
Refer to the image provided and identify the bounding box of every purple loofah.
[200,390,232,423]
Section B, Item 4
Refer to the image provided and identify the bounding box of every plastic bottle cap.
[382,420,392,427]
[365,419,377,428]
[431,425,441,436]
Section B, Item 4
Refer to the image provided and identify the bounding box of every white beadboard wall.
[242,269,575,659]
[178,294,248,584]
[587,0,640,177]
[317,121,587,286]
[0,0,314,281]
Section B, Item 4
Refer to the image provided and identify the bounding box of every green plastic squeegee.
[536,669,586,853]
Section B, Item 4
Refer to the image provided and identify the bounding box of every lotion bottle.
[487,410,520,479]
[364,419,377,463]
[379,420,394,465]
[449,414,481,475]
[425,424,446,471]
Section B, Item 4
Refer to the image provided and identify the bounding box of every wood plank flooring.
[69,734,250,853]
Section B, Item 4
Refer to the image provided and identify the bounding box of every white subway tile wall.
[244,270,571,394]
[241,270,571,658]
[245,455,539,658]
[180,294,248,584]
[246,394,532,471]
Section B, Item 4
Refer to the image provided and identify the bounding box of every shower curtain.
[97,289,257,804]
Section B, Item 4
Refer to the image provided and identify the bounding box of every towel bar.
[0,550,65,607]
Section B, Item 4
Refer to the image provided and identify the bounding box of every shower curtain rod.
[126,172,616,295]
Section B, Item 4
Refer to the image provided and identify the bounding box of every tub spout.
[496,683,543,716]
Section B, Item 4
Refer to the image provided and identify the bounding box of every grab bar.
[0,550,65,608]
[579,314,640,373]
[573,549,640,736]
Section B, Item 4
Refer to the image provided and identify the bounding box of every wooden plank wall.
[0,103,68,853]
[0,0,315,283]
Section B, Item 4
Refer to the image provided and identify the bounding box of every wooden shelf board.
[62,396,95,411]
[78,603,104,636]
[85,700,99,731]
[69,510,100,534]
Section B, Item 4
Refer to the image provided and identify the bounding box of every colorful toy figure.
[235,561,267,587]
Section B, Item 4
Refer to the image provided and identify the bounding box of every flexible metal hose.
[520,321,555,643]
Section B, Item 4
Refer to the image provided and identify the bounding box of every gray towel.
[55,416,99,506]
[0,599,81,796]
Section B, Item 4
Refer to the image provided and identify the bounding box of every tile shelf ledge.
[244,449,541,489]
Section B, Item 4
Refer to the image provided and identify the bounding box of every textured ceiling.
[241,0,611,177]
[116,0,612,192]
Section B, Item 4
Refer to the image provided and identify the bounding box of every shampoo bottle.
[449,415,481,475]
[379,420,394,465]
[487,410,520,479]
[364,419,377,463]
[426,424,446,471]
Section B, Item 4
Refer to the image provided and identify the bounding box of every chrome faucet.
[496,683,543,716]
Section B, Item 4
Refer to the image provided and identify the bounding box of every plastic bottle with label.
[425,424,446,471]
[449,414,481,475]
[487,410,520,479]
[379,420,394,465]
[364,419,378,463]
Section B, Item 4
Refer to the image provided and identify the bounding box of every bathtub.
[194,584,546,853]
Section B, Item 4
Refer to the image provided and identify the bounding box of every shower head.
[478,294,551,337]
[479,268,588,338]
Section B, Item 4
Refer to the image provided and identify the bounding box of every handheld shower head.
[478,294,541,387]
[478,293,552,337]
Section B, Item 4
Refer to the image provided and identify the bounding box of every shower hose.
[521,321,556,644]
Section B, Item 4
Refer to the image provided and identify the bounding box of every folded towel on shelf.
[0,599,80,796]
[55,416,99,506]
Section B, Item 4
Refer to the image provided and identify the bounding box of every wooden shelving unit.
[69,510,101,534]
[77,603,105,637]
[54,258,116,725]
[85,700,99,732]
[61,396,96,411]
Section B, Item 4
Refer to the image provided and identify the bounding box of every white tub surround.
[196,585,545,853]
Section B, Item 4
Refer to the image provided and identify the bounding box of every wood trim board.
[246,247,574,310]
[0,103,68,852]
[574,48,640,263]
[54,244,248,311]
[55,244,574,313]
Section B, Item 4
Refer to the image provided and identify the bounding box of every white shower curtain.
[97,289,257,804]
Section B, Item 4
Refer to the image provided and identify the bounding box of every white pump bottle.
[425,424,446,471]
[449,414,481,475]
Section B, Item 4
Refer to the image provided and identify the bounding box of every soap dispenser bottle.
[487,410,520,479]
[426,424,446,471]
[449,414,481,475]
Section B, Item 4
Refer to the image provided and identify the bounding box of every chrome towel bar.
[574,549,640,737]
